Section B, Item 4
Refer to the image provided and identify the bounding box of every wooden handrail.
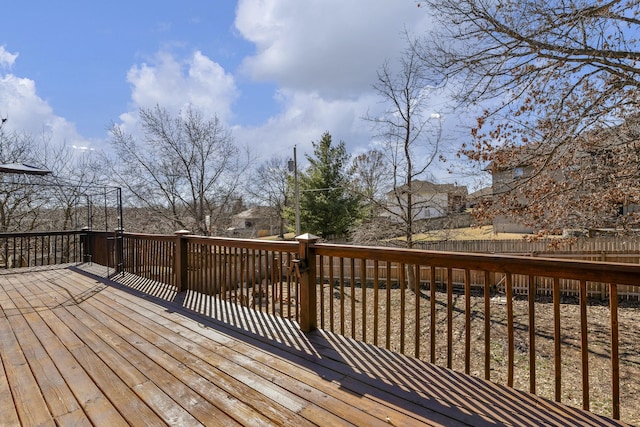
[311,243,639,421]
[314,243,640,285]
[80,230,639,422]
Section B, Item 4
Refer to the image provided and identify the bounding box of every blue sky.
[0,0,475,182]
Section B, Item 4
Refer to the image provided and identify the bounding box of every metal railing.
[0,230,84,268]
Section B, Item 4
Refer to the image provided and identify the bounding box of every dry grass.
[317,283,640,425]
[262,225,539,242]
[410,225,552,241]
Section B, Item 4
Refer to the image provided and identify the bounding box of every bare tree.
[109,105,246,234]
[247,156,291,238]
[418,0,640,233]
[366,44,443,249]
[349,149,390,219]
[37,139,108,230]
[0,126,41,232]
[0,123,113,233]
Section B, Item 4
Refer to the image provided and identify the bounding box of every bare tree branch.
[420,0,640,233]
[109,105,246,234]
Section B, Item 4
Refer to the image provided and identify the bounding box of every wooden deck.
[0,265,628,426]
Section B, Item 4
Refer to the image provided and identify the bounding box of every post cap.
[174,229,191,235]
[295,233,320,242]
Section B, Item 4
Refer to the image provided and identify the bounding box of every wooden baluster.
[373,259,379,347]
[553,276,562,402]
[610,282,620,420]
[319,255,325,328]
[580,279,590,411]
[529,275,536,394]
[415,264,421,359]
[386,262,391,350]
[350,258,356,339]
[447,267,453,369]
[506,272,514,387]
[340,257,345,336]
[329,256,335,333]
[361,258,367,342]
[484,270,491,380]
[430,265,436,364]
[465,268,471,375]
[399,263,406,355]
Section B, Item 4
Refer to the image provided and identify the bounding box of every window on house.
[513,167,524,179]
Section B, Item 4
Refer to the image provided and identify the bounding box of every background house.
[227,206,279,238]
[489,163,535,233]
[382,180,468,221]
[467,186,492,208]
[489,151,640,233]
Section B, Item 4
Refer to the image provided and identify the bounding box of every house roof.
[469,186,493,200]
[487,114,640,174]
[0,163,52,176]
[233,206,277,219]
[389,180,468,196]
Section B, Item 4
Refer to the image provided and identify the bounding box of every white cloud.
[234,89,379,162]
[0,49,92,149]
[235,0,431,98]
[0,46,18,69]
[125,50,238,121]
[111,4,470,185]
[231,0,463,174]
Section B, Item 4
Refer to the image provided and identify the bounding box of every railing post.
[175,230,191,293]
[296,233,320,332]
[115,227,124,273]
[80,227,93,264]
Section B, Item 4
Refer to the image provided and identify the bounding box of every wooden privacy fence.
[413,236,640,262]
[82,231,640,422]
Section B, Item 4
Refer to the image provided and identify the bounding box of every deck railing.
[312,242,640,421]
[81,230,640,422]
[88,231,303,321]
[0,230,84,268]
[181,235,302,321]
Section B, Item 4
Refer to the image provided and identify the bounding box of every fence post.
[297,233,320,332]
[175,230,191,293]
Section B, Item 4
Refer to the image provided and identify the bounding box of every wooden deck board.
[64,274,375,427]
[58,278,308,426]
[84,273,466,426]
[29,270,243,427]
[0,265,630,427]
[3,271,132,426]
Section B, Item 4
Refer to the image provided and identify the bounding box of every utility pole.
[289,146,301,235]
[294,146,300,235]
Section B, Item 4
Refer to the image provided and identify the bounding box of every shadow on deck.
[0,263,628,426]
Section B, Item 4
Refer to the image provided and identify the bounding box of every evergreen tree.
[294,132,361,239]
